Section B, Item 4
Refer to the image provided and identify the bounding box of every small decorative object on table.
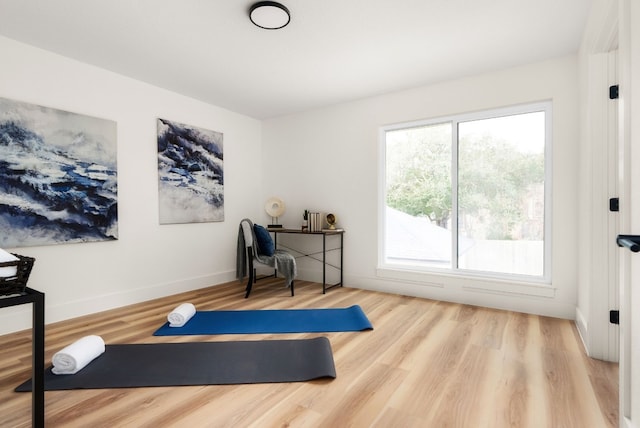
[326,213,337,230]
[265,197,285,228]
[302,210,309,231]
[0,249,36,296]
[322,213,343,232]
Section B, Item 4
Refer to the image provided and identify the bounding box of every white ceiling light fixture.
[249,1,290,30]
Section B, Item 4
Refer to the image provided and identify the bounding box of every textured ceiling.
[0,0,592,119]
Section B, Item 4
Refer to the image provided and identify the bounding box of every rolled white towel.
[168,303,196,327]
[0,248,18,278]
[52,335,105,375]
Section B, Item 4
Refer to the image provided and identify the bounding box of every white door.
[607,50,619,363]
[587,49,620,362]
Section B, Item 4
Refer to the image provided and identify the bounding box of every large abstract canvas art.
[0,97,118,248]
[157,119,224,224]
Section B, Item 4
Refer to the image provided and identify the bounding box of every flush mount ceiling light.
[249,1,290,30]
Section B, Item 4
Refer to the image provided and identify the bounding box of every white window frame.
[378,101,553,291]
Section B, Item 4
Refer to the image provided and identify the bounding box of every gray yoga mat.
[16,337,336,391]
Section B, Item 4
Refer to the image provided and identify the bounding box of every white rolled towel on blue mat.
[168,303,196,327]
[52,335,105,375]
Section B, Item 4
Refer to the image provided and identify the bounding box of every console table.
[269,228,344,293]
[0,287,45,427]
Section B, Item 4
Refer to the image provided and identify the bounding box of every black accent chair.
[239,219,295,298]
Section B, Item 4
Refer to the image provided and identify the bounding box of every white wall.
[262,56,580,319]
[0,36,263,335]
[0,37,582,334]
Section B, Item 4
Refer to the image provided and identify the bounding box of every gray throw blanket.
[236,219,296,287]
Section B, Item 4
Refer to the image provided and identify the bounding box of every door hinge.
[610,85,619,100]
[610,197,619,212]
[610,310,619,325]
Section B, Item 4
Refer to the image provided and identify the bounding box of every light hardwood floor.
[0,279,618,427]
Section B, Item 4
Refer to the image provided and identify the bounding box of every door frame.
[618,0,640,425]
[578,0,620,363]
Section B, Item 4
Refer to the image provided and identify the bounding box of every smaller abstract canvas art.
[157,119,224,224]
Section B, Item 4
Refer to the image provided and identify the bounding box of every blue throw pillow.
[253,224,275,256]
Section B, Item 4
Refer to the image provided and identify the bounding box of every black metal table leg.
[322,234,326,294]
[0,288,45,427]
[340,232,343,287]
[31,288,45,428]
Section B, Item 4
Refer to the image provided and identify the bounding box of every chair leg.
[245,268,255,298]
[290,280,294,296]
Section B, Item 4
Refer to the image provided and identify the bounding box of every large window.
[381,102,551,281]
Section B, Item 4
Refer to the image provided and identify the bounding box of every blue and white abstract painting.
[157,118,224,224]
[0,97,118,248]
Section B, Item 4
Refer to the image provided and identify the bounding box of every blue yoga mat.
[153,305,373,335]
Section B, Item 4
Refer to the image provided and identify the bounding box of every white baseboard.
[1,269,578,336]
[270,267,337,285]
[0,270,236,336]
[574,307,589,354]
[344,273,576,320]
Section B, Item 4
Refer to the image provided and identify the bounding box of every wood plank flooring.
[0,279,618,427]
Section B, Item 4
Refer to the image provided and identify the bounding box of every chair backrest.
[240,219,254,248]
